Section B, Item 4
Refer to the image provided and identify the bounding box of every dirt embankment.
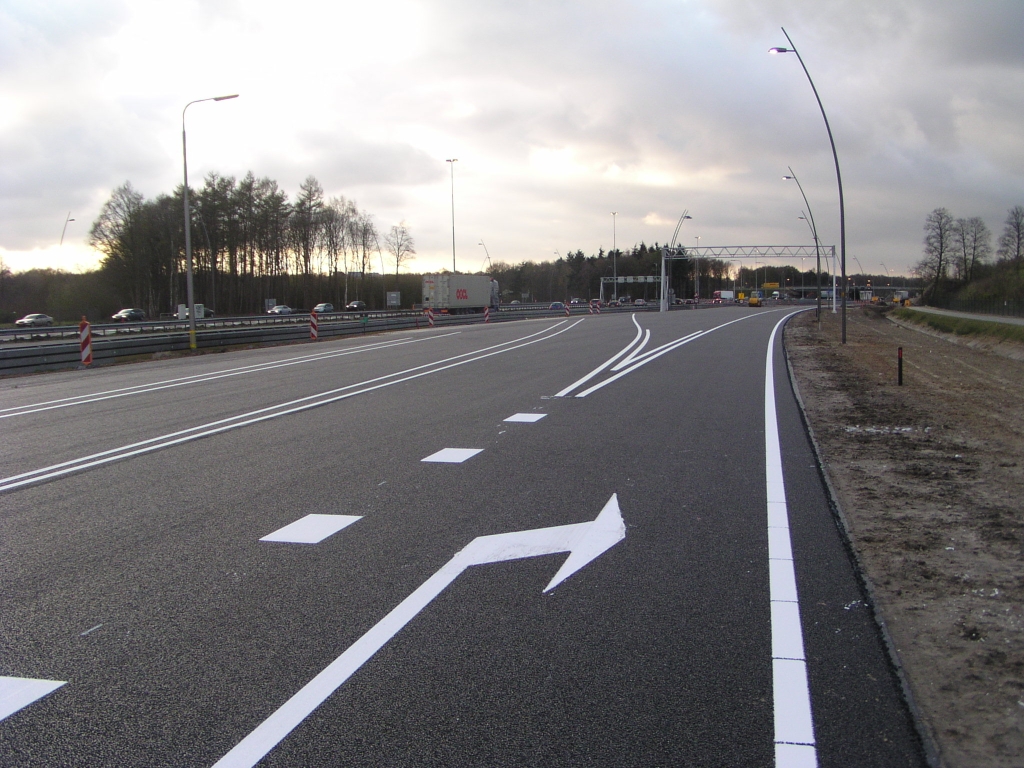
[785,306,1024,768]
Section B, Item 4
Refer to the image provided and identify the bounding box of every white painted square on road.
[0,676,65,722]
[260,514,362,544]
[421,448,483,464]
[504,413,547,423]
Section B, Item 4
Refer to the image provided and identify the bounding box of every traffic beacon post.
[78,316,92,367]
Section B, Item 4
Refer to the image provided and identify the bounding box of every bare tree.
[953,216,991,283]
[384,223,416,290]
[997,205,1024,271]
[917,207,955,293]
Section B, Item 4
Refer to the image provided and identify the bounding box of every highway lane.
[0,309,926,766]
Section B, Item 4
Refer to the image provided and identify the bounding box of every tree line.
[86,173,416,318]
[918,205,1024,302]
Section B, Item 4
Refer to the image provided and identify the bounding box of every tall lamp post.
[60,212,75,246]
[611,212,618,300]
[694,235,700,300]
[183,93,238,350]
[447,159,458,273]
[771,28,847,343]
[784,168,822,324]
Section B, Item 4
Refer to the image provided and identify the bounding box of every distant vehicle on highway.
[589,299,602,308]
[312,303,334,313]
[15,313,53,327]
[570,298,583,305]
[633,298,647,306]
[184,306,215,318]
[346,301,367,311]
[267,305,292,315]
[509,300,521,305]
[112,308,145,322]
[749,295,762,307]
[607,300,622,308]
[549,302,566,311]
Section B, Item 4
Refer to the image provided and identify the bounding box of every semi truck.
[422,274,500,314]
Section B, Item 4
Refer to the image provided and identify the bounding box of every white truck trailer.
[422,274,500,314]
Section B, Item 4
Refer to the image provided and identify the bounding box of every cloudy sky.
[3,0,1024,278]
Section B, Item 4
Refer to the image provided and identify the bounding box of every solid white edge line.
[765,310,817,765]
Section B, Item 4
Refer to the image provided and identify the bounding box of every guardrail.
[0,302,674,375]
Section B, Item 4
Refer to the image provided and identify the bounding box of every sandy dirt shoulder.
[784,305,1024,768]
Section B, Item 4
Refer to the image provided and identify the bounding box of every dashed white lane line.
[503,413,547,423]
[421,448,484,464]
[260,515,363,544]
[0,677,65,722]
[764,310,818,768]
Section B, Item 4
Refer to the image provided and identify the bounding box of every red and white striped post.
[564,303,570,317]
[310,310,319,341]
[484,307,490,323]
[425,308,435,327]
[79,316,92,366]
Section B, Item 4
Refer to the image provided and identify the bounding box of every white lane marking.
[0,320,584,494]
[503,413,547,423]
[564,309,794,399]
[0,333,462,419]
[764,310,817,766]
[421,448,483,463]
[80,623,103,636]
[0,677,66,722]
[260,515,362,544]
[553,314,644,397]
[212,494,625,768]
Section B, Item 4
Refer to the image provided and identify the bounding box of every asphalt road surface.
[0,308,927,767]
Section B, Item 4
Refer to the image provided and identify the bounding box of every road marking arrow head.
[544,493,625,593]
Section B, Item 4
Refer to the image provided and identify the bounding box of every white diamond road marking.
[260,514,363,544]
[0,676,65,722]
[503,413,547,423]
[421,448,483,464]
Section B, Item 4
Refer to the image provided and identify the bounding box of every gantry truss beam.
[660,244,835,260]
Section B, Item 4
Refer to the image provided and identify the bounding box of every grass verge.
[892,307,1024,344]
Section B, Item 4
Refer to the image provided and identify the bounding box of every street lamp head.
[683,215,692,220]
[783,175,795,180]
[213,94,239,101]
[446,158,458,163]
[769,47,792,54]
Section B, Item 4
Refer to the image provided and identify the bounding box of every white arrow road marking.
[260,515,363,544]
[0,677,65,722]
[212,494,626,768]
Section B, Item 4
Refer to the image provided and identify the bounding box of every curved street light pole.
[183,93,238,350]
[60,212,75,247]
[446,159,458,273]
[784,168,822,324]
[771,28,847,342]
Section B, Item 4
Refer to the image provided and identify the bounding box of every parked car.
[312,303,334,313]
[112,308,145,322]
[267,305,292,315]
[15,313,53,327]
[549,302,566,311]
[345,301,367,311]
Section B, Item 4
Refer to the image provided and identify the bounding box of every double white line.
[0,320,583,494]
[554,312,769,398]
[1,334,458,420]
